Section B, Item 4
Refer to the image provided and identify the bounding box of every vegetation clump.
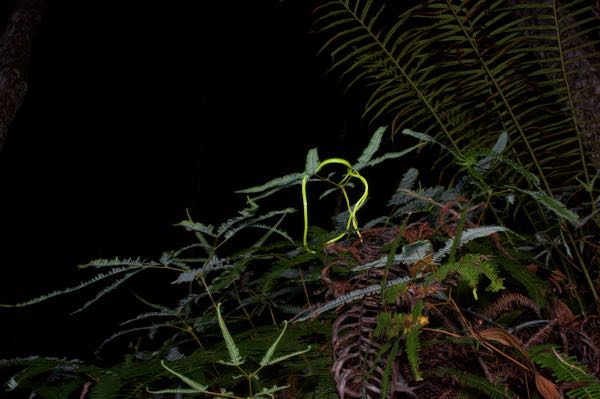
[2,0,600,397]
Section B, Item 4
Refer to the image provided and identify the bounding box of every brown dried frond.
[524,319,558,349]
[403,221,434,243]
[483,292,541,320]
[438,387,457,399]
[351,226,400,263]
[426,303,460,333]
[493,362,524,381]
[549,298,578,328]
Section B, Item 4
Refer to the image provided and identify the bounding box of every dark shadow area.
[0,0,376,363]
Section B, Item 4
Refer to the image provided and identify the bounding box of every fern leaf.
[398,168,419,191]
[97,323,174,352]
[216,197,260,236]
[530,345,600,399]
[216,303,244,366]
[519,189,579,223]
[222,208,296,240]
[147,360,207,393]
[255,385,290,397]
[432,254,505,298]
[433,226,509,264]
[119,310,179,326]
[305,148,320,175]
[355,144,423,170]
[71,269,143,314]
[316,0,600,214]
[147,387,206,394]
[402,128,434,143]
[475,131,508,175]
[496,257,547,308]
[437,367,514,399]
[406,300,424,381]
[173,220,217,237]
[78,256,151,269]
[352,240,432,272]
[380,340,400,399]
[235,172,304,195]
[0,266,145,308]
[264,346,311,367]
[353,126,386,170]
[208,259,250,293]
[297,275,417,321]
[260,321,289,367]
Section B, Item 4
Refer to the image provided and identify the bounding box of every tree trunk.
[0,0,45,152]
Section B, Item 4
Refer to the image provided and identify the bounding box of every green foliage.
[431,254,505,300]
[405,300,424,381]
[315,0,599,193]
[436,367,515,399]
[530,345,600,399]
[7,0,599,396]
[148,305,310,398]
[315,0,600,310]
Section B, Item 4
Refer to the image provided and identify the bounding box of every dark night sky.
[0,1,373,361]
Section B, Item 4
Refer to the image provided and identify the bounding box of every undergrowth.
[2,126,599,398]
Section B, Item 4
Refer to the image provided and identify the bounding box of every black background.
[0,0,379,362]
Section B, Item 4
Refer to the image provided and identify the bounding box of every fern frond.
[260,321,289,367]
[119,310,180,326]
[71,269,143,314]
[496,256,547,308]
[353,126,386,170]
[484,292,541,320]
[530,345,600,399]
[436,367,514,399]
[296,275,418,321]
[216,197,260,236]
[524,319,558,349]
[381,340,400,399]
[235,172,304,196]
[352,240,432,272]
[518,189,579,222]
[78,257,150,269]
[151,360,208,392]
[316,0,600,203]
[222,208,296,240]
[305,147,320,175]
[406,300,424,381]
[265,346,312,367]
[475,131,508,175]
[0,265,145,308]
[170,256,233,284]
[216,303,244,366]
[97,323,175,352]
[432,254,505,299]
[433,226,509,264]
[398,168,419,191]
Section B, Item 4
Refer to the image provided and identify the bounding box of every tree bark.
[0,0,45,152]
